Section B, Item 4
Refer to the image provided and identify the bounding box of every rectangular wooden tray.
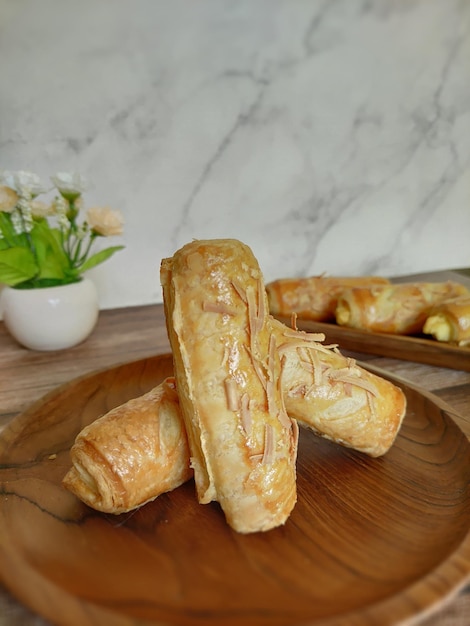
[274,315,470,372]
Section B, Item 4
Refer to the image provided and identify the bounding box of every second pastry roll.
[161,239,298,534]
[266,275,390,322]
[423,295,470,346]
[335,282,469,335]
[271,319,406,457]
[63,322,407,515]
[62,378,191,514]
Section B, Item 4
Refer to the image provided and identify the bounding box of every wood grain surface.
[274,316,470,372]
[1,304,470,626]
[1,352,470,626]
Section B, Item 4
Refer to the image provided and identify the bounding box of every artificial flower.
[30,199,55,219]
[0,170,15,188]
[86,206,124,237]
[14,171,48,197]
[50,172,87,202]
[0,170,124,288]
[0,186,19,213]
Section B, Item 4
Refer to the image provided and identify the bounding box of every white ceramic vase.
[0,278,99,351]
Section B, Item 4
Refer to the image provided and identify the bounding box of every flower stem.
[77,233,96,267]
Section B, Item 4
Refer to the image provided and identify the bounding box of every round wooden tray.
[0,353,469,626]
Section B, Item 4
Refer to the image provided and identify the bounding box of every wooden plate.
[0,354,469,626]
[274,316,470,372]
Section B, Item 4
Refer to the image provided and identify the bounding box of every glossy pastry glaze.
[161,239,298,534]
[336,281,469,335]
[63,318,407,515]
[63,243,409,520]
[266,275,390,322]
[423,295,470,346]
[271,318,407,457]
[62,378,192,513]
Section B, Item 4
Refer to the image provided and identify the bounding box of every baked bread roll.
[271,318,406,457]
[64,321,406,514]
[335,282,469,335]
[160,239,298,534]
[266,275,390,322]
[62,378,192,514]
[423,295,470,346]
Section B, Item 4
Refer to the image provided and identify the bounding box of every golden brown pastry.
[160,239,298,534]
[271,318,407,457]
[335,281,469,335]
[423,295,470,346]
[62,378,192,514]
[266,275,390,322]
[64,321,406,514]
[64,241,408,520]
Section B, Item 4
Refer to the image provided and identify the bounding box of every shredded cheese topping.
[240,393,252,435]
[262,424,275,465]
[224,377,240,411]
[231,278,248,303]
[202,301,236,316]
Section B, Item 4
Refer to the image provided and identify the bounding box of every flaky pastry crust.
[266,275,390,322]
[62,378,191,514]
[271,318,406,457]
[63,321,407,514]
[161,239,298,534]
[64,245,408,522]
[335,282,469,335]
[423,294,470,346]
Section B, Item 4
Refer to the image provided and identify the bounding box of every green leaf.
[0,247,38,286]
[30,221,71,281]
[0,212,25,247]
[14,277,81,289]
[37,251,69,281]
[31,221,70,263]
[77,246,124,273]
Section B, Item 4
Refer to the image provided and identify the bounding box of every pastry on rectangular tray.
[423,294,470,346]
[266,275,390,322]
[335,281,469,335]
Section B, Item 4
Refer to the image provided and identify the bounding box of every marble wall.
[1,0,469,311]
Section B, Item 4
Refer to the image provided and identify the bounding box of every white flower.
[51,172,87,200]
[10,210,24,234]
[58,213,70,229]
[0,170,47,197]
[0,185,19,213]
[86,206,124,237]
[0,170,15,188]
[16,197,35,233]
[52,195,69,215]
[14,171,48,197]
[11,207,33,234]
[0,168,125,288]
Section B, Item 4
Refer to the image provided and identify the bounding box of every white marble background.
[1,0,469,311]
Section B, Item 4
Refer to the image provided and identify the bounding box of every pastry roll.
[64,321,406,514]
[266,275,390,322]
[160,239,298,534]
[335,282,469,335]
[62,378,192,514]
[271,318,407,457]
[423,295,470,346]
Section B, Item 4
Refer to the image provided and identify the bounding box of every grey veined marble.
[0,0,469,309]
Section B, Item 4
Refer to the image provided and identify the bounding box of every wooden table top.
[0,303,469,626]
